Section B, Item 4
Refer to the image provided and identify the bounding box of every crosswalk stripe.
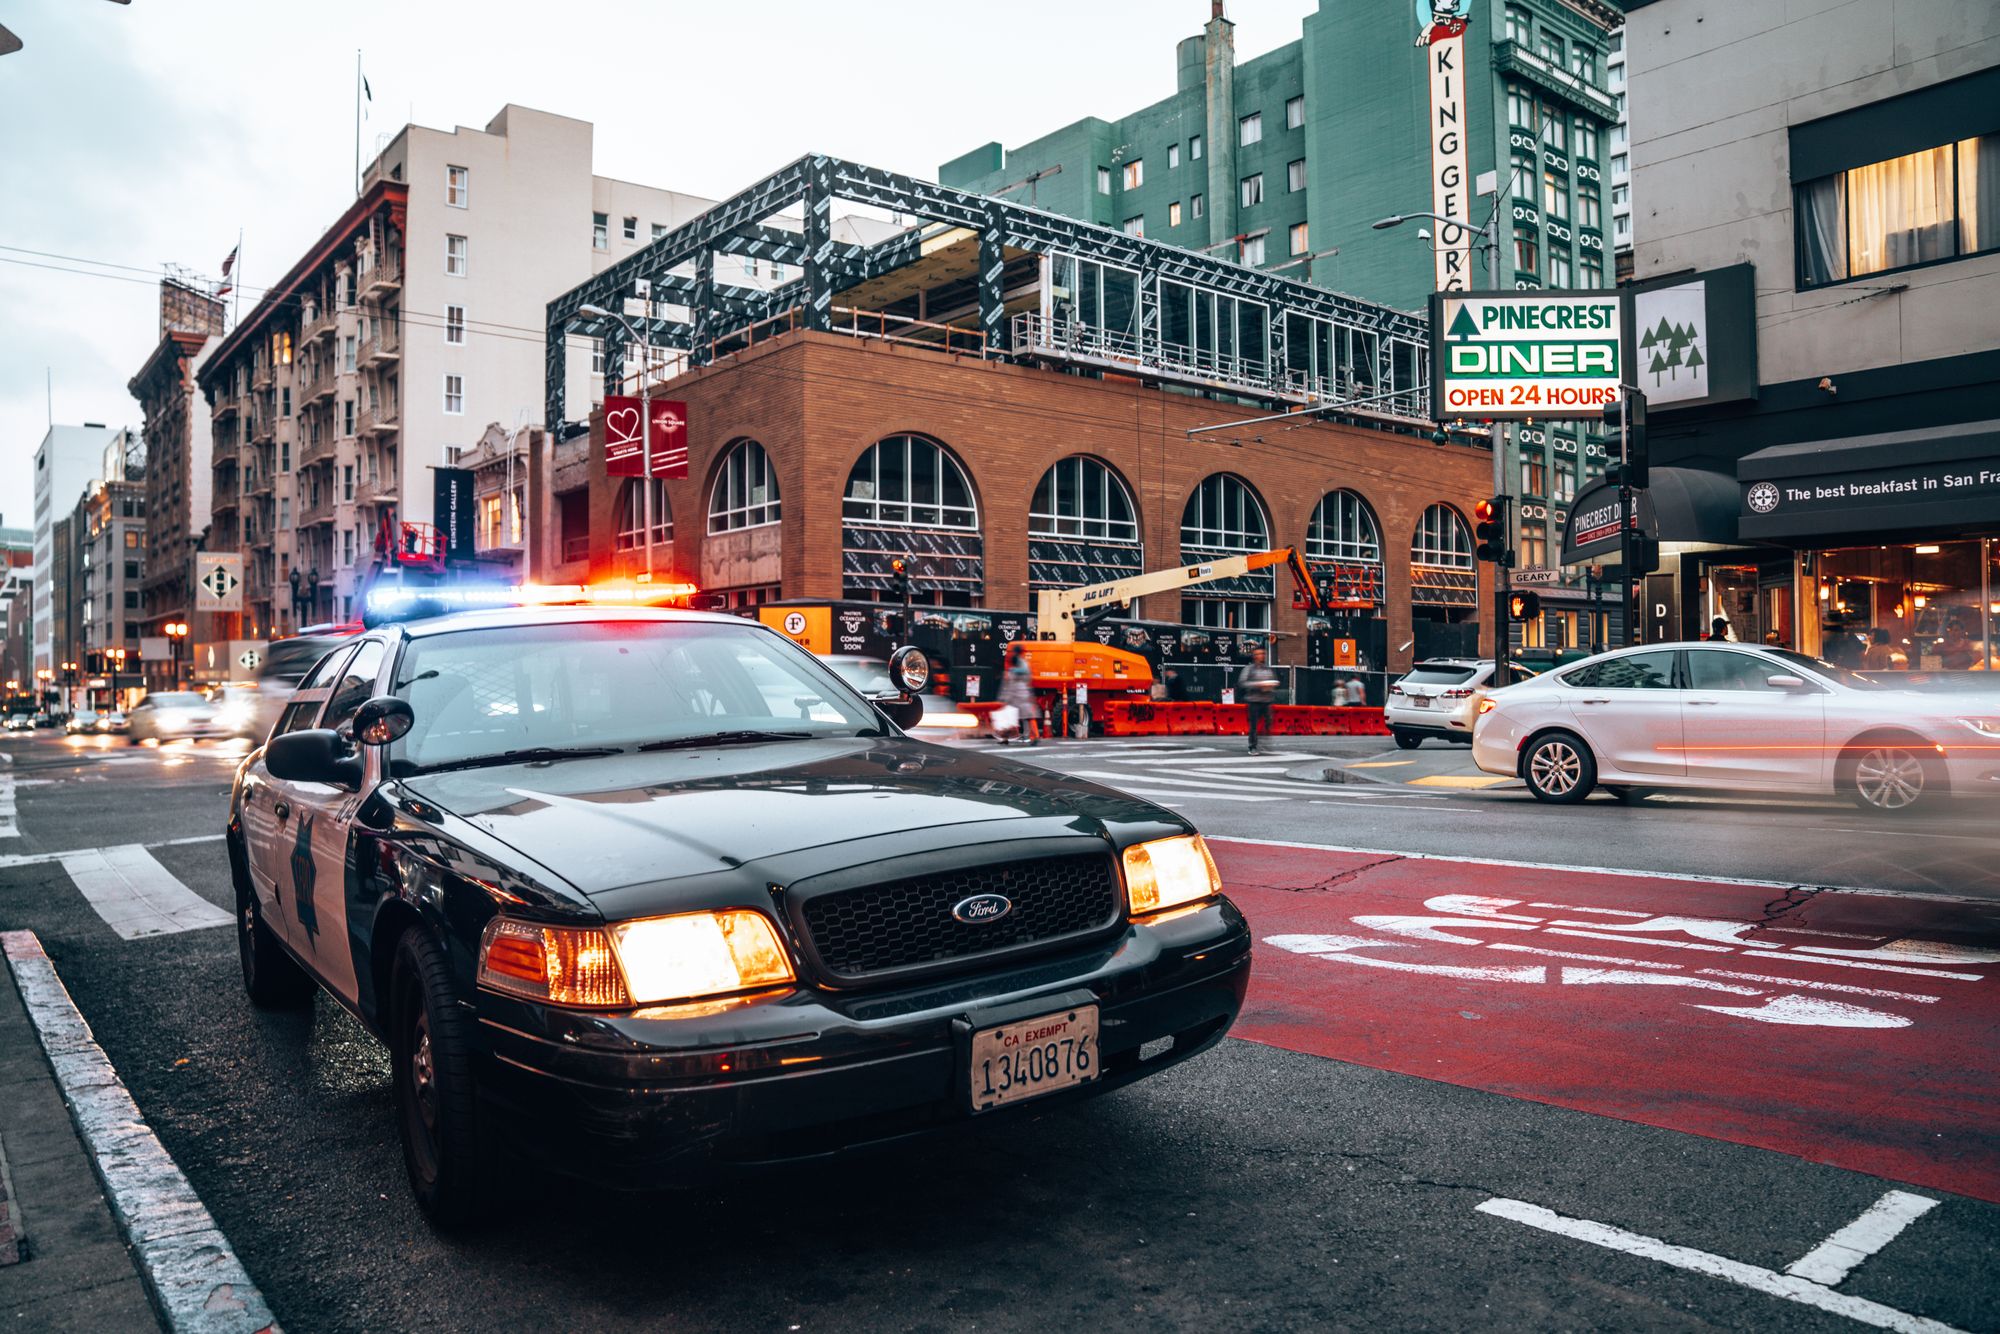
[0,772,16,839]
[56,844,232,939]
[1096,784,1281,804]
[1072,771,1292,800]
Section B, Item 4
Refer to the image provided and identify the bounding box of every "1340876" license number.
[969,1005,1099,1112]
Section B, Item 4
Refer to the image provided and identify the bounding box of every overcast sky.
[0,0,1317,527]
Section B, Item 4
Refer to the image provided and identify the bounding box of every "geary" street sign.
[1430,291,1623,420]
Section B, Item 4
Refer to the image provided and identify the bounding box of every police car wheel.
[391,927,487,1227]
[234,844,312,1008]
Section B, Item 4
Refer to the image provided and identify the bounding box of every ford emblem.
[952,892,1013,925]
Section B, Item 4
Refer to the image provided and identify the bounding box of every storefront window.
[1815,540,1997,670]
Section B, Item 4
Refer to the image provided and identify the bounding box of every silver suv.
[1385,658,1497,749]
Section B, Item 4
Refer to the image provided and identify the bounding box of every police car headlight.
[477,919,631,1008]
[1122,834,1222,917]
[610,910,795,1005]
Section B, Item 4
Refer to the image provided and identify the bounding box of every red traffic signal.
[1474,495,1510,563]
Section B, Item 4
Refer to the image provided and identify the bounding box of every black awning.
[1737,420,2000,540]
[1560,465,1740,565]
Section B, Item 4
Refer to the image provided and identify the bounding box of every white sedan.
[1472,641,2000,814]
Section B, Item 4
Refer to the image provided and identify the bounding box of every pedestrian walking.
[1343,675,1367,706]
[1236,647,1278,754]
[998,642,1040,746]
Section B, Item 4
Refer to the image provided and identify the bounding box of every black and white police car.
[227,587,1251,1225]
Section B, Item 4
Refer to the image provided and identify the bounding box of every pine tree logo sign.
[1429,292,1623,420]
[1632,280,1710,406]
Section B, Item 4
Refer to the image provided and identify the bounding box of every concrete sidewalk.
[0,943,160,1331]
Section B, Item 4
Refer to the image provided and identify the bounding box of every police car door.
[269,637,388,1006]
[242,643,355,943]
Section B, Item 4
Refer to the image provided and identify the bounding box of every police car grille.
[799,854,1120,980]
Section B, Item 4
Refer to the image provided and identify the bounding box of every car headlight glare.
[611,910,794,1005]
[1956,717,2000,738]
[477,919,631,1008]
[1122,834,1222,917]
[477,909,796,1010]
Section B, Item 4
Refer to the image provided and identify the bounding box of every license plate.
[969,1005,1098,1111]
[1409,695,1431,707]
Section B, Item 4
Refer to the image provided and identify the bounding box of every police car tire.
[235,847,313,1008]
[391,928,488,1228]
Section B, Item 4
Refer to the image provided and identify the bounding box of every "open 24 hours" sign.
[1429,291,1623,420]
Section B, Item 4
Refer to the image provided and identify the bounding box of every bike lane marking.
[1211,839,2000,1203]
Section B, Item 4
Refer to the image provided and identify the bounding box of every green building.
[943,0,1627,651]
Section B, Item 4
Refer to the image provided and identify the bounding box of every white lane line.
[1786,1191,1943,1287]
[1487,942,1684,969]
[1,931,280,1333]
[1100,784,1281,804]
[1476,1197,1960,1334]
[56,844,232,939]
[0,832,225,870]
[1748,953,1987,983]
[1544,927,1735,953]
[1205,835,1991,906]
[1697,969,1942,1004]
[0,771,16,838]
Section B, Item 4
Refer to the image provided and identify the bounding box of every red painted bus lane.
[1212,839,2000,1203]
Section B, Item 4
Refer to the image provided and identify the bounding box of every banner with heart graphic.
[603,396,644,476]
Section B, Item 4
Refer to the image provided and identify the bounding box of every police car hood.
[400,736,1168,897]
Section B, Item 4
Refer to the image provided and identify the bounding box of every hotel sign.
[1429,291,1624,420]
[1419,0,1474,291]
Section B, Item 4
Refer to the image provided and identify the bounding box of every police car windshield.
[392,620,882,772]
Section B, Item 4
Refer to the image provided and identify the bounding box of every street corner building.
[1593,4,2000,668]
[541,156,1496,672]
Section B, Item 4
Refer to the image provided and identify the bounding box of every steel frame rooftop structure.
[545,153,1435,435]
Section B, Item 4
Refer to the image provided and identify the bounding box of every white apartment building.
[196,104,820,634]
[30,423,113,673]
[1607,25,1630,263]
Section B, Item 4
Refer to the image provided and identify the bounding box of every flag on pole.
[362,74,372,101]
[217,244,239,296]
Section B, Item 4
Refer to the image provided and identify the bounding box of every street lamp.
[577,301,658,583]
[164,621,188,688]
[61,660,78,713]
[106,647,127,711]
[1370,212,1498,273]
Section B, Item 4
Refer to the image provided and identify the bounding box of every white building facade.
[30,424,113,674]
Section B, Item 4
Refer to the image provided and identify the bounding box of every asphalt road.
[2,729,1996,1332]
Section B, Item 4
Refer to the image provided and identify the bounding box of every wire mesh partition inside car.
[794,853,1122,981]
[392,621,873,768]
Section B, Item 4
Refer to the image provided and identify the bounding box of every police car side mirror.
[353,695,414,746]
[266,729,363,788]
[873,695,924,731]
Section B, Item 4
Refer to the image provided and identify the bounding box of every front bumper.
[473,897,1252,1187]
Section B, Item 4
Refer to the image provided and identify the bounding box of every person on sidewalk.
[1236,647,1278,754]
[998,641,1040,746]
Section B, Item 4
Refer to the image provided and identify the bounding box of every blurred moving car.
[209,687,265,741]
[65,709,100,735]
[251,633,359,741]
[102,711,129,734]
[1473,641,2000,814]
[1385,659,1502,748]
[820,655,980,735]
[3,714,34,732]
[125,691,226,743]
[32,712,55,729]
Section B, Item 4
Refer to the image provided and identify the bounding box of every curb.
[0,930,281,1334]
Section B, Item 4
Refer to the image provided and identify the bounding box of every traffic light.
[1474,495,1512,564]
[1600,390,1650,489]
[889,556,912,600]
[1507,591,1542,621]
[1628,536,1660,577]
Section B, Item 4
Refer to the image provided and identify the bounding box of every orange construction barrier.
[1092,701,1389,737]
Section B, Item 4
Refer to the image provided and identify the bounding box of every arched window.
[614,479,672,551]
[708,438,780,533]
[840,434,984,605]
[842,434,977,528]
[1306,490,1381,564]
[1180,475,1272,632]
[1411,503,1475,569]
[1031,456,1139,542]
[1181,474,1269,552]
[1029,456,1143,590]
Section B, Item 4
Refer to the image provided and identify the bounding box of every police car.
[227,588,1251,1225]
